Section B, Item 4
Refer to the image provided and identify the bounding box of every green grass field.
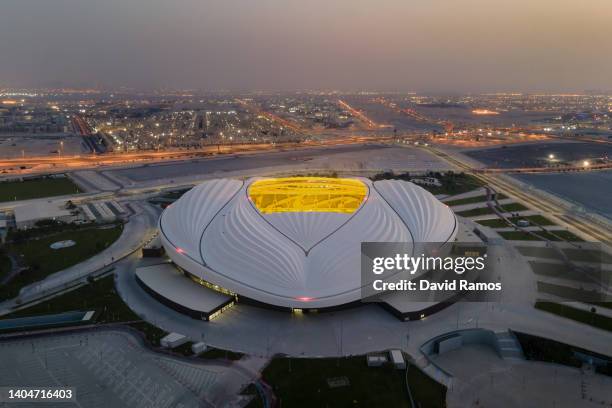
[259,357,447,408]
[3,273,247,355]
[199,348,244,360]
[0,224,123,300]
[0,176,82,202]
[499,230,584,242]
[514,331,582,367]
[516,331,612,376]
[371,171,484,196]
[407,364,447,408]
[476,215,555,228]
[517,246,611,264]
[0,253,11,281]
[261,357,411,408]
[7,274,135,321]
[535,302,612,332]
[537,281,608,303]
[444,193,507,207]
[421,173,484,196]
[456,202,528,217]
[2,273,168,346]
[455,207,495,217]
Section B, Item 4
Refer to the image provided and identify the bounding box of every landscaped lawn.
[444,193,507,207]
[499,230,584,242]
[537,281,608,303]
[517,246,611,264]
[407,364,447,408]
[0,253,11,281]
[535,301,612,332]
[260,356,418,408]
[3,273,245,355]
[6,274,135,321]
[455,202,528,217]
[455,207,496,217]
[497,202,529,212]
[3,272,169,346]
[420,173,484,196]
[476,215,555,228]
[0,176,82,202]
[515,331,582,367]
[516,331,612,377]
[371,171,484,196]
[199,348,244,360]
[0,224,123,300]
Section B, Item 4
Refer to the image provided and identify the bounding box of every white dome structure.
[159,177,457,309]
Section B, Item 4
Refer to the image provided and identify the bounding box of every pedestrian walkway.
[0,202,159,316]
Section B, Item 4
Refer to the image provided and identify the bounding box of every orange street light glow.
[472,109,500,115]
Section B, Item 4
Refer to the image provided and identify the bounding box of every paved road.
[115,233,612,359]
[427,145,612,242]
[105,143,452,188]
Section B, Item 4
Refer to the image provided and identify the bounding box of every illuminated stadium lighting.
[159,177,457,309]
[248,177,367,214]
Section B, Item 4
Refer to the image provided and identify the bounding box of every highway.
[337,99,381,129]
[72,115,106,154]
[426,146,612,242]
[478,162,612,174]
[0,136,391,176]
[235,98,306,134]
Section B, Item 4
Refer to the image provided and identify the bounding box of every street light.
[583,160,590,167]
[548,154,554,160]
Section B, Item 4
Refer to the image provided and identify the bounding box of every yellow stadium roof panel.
[248,177,367,214]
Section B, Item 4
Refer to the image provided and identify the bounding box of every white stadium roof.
[159,177,457,309]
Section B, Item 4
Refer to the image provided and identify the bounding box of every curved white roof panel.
[159,177,457,309]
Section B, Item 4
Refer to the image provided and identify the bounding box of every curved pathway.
[115,237,612,359]
[0,202,159,316]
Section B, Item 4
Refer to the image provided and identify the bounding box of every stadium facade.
[158,177,457,311]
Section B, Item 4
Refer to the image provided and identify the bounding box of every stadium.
[151,177,457,316]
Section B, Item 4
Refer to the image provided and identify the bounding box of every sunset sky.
[2,0,612,92]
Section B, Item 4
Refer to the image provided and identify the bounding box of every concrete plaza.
[0,329,259,408]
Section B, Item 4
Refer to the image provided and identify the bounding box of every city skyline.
[2,0,612,92]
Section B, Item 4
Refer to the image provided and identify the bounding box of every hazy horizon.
[2,0,612,93]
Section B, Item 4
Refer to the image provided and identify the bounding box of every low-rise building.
[389,350,406,369]
[160,333,188,349]
[14,201,73,229]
